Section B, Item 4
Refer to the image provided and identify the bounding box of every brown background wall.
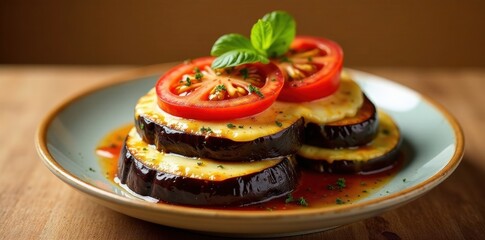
[1,0,484,67]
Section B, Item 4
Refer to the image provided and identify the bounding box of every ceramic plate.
[35,66,464,237]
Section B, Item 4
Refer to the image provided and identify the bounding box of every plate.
[35,66,464,237]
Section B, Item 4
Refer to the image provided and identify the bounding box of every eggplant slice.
[304,95,379,148]
[297,111,401,174]
[117,128,299,206]
[135,89,305,161]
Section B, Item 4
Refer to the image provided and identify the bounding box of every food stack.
[116,11,401,207]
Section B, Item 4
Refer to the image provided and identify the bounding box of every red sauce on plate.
[96,125,403,210]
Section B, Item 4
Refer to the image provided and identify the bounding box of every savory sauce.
[96,124,403,211]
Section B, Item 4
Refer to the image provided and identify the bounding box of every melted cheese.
[298,111,400,163]
[274,72,363,124]
[135,72,363,142]
[125,128,282,181]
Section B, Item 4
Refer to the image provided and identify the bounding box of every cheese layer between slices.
[126,127,283,181]
[298,111,400,163]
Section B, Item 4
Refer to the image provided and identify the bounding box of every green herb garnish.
[336,178,346,189]
[298,197,309,207]
[215,84,227,92]
[210,11,296,69]
[200,126,213,133]
[185,77,192,86]
[195,73,203,80]
[285,194,294,204]
[275,120,283,127]
[327,178,346,191]
[248,84,264,98]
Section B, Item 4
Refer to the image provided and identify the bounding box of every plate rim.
[35,64,464,220]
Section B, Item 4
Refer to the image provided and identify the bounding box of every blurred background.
[1,0,484,67]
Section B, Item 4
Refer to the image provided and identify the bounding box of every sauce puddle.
[96,124,403,211]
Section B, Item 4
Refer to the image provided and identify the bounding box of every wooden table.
[1,65,484,239]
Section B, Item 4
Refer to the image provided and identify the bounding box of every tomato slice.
[275,36,344,102]
[156,57,284,121]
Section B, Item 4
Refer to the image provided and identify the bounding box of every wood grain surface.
[1,65,484,239]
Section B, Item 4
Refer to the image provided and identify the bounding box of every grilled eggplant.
[118,128,300,206]
[297,111,401,174]
[135,89,305,162]
[304,95,379,148]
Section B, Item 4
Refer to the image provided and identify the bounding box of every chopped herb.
[402,178,407,182]
[285,194,294,204]
[248,84,264,98]
[238,125,244,129]
[239,68,249,79]
[195,72,203,80]
[327,178,346,191]
[298,197,309,207]
[307,56,313,62]
[275,121,283,127]
[89,167,96,172]
[362,190,368,193]
[227,123,236,129]
[194,67,201,73]
[271,78,276,81]
[215,84,226,92]
[197,162,203,166]
[200,126,213,133]
[185,77,192,86]
[336,178,346,189]
[284,194,308,207]
[336,198,345,205]
[142,147,148,151]
[217,165,224,169]
[139,123,144,130]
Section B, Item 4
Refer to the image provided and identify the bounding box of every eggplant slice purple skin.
[135,116,305,162]
[304,95,379,149]
[117,142,300,206]
[297,137,402,174]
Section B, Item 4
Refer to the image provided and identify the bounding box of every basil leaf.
[210,34,255,57]
[262,11,296,57]
[211,49,269,69]
[210,11,296,69]
[250,19,273,55]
